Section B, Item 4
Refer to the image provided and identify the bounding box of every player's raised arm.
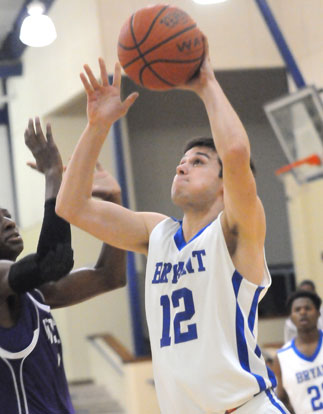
[180,41,266,285]
[183,42,263,237]
[56,58,165,254]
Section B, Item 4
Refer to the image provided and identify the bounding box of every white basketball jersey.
[277,331,323,414]
[145,215,275,414]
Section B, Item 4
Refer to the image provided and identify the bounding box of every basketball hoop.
[264,86,323,184]
[275,153,322,177]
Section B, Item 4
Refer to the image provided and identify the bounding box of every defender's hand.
[25,117,63,177]
[92,162,122,204]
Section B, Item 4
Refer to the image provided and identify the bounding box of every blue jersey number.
[308,385,323,410]
[160,288,198,347]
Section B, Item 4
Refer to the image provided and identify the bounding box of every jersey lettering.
[152,250,206,284]
[43,318,61,345]
[296,365,323,383]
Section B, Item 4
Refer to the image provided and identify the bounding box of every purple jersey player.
[0,118,126,414]
[0,290,74,413]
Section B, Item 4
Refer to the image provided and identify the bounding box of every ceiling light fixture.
[19,1,57,47]
[192,0,228,4]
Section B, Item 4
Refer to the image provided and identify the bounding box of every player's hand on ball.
[80,58,139,127]
[179,38,216,96]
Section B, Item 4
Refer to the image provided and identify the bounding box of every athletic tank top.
[0,290,74,414]
[145,215,275,413]
[277,331,323,414]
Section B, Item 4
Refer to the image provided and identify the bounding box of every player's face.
[0,208,23,261]
[290,297,320,333]
[171,146,222,209]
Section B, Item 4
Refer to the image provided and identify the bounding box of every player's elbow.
[222,143,250,170]
[55,199,70,222]
[100,270,127,292]
[115,276,127,289]
[94,250,127,292]
[55,197,79,225]
[106,262,127,290]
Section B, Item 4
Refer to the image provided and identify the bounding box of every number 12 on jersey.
[160,287,198,347]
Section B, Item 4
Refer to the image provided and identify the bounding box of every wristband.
[8,243,74,293]
[37,198,72,258]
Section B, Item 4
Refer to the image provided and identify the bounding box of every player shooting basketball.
[57,41,290,413]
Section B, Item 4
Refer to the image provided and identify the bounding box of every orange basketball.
[117,4,205,91]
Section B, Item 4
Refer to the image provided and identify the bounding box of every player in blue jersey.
[57,41,289,413]
[284,280,323,343]
[274,290,323,414]
[0,118,126,414]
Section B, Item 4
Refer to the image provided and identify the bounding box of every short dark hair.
[184,137,216,153]
[183,136,256,178]
[286,290,322,314]
[298,279,316,291]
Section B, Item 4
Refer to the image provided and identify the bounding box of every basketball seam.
[129,7,179,87]
[139,65,175,87]
[122,23,198,70]
[119,5,169,51]
[138,55,204,88]
[141,56,204,65]
[128,12,156,86]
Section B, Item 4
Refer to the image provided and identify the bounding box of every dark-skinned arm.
[39,163,126,308]
[25,118,73,258]
[25,117,63,200]
[0,119,74,301]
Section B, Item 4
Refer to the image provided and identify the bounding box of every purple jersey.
[0,290,74,414]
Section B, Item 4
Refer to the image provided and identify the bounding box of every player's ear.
[217,181,224,199]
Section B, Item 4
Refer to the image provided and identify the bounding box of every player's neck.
[182,204,222,242]
[296,328,320,346]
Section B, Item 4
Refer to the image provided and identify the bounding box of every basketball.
[117,4,205,91]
